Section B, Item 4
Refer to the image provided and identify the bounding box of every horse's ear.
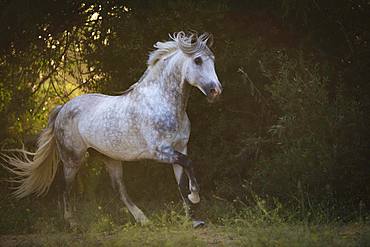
[206,33,214,47]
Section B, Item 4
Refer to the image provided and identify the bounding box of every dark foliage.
[0,0,369,233]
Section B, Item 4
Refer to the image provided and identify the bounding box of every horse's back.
[56,93,109,123]
[53,93,115,153]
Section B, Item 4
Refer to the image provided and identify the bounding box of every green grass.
[1,220,369,246]
[1,200,369,246]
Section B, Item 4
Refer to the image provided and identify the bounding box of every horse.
[1,31,222,228]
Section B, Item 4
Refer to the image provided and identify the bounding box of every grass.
[1,199,369,246]
[1,219,369,246]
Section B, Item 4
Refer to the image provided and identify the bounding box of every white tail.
[1,105,62,198]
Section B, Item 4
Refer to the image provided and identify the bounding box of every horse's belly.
[86,131,152,161]
[108,139,153,161]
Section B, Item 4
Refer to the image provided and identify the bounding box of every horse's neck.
[139,55,191,116]
[162,64,191,114]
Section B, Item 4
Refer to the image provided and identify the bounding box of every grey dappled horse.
[2,32,222,228]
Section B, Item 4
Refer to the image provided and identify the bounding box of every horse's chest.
[139,103,188,144]
[153,112,178,133]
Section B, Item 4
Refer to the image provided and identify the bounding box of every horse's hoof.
[140,219,150,225]
[192,220,205,228]
[188,192,200,204]
[137,215,150,225]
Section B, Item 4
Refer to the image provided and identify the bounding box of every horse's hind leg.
[57,144,86,229]
[63,165,80,228]
[103,157,148,224]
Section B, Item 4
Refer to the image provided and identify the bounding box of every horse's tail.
[1,105,63,198]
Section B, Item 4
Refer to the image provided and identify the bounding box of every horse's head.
[175,32,222,103]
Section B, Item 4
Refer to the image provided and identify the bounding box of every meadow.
[1,194,369,246]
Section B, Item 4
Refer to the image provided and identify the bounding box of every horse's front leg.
[156,146,204,228]
[156,146,200,202]
[173,163,205,228]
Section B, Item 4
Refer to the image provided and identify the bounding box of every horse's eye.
[194,57,202,65]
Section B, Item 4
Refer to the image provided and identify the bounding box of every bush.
[248,51,370,214]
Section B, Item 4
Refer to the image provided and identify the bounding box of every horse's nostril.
[210,88,217,95]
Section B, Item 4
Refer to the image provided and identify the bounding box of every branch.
[238,67,269,105]
[65,80,90,98]
[31,31,71,95]
[50,78,67,103]
[32,82,51,116]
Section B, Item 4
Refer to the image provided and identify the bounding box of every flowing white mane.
[119,32,213,95]
[147,31,213,67]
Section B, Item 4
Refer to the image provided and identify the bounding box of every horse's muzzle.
[206,83,222,103]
